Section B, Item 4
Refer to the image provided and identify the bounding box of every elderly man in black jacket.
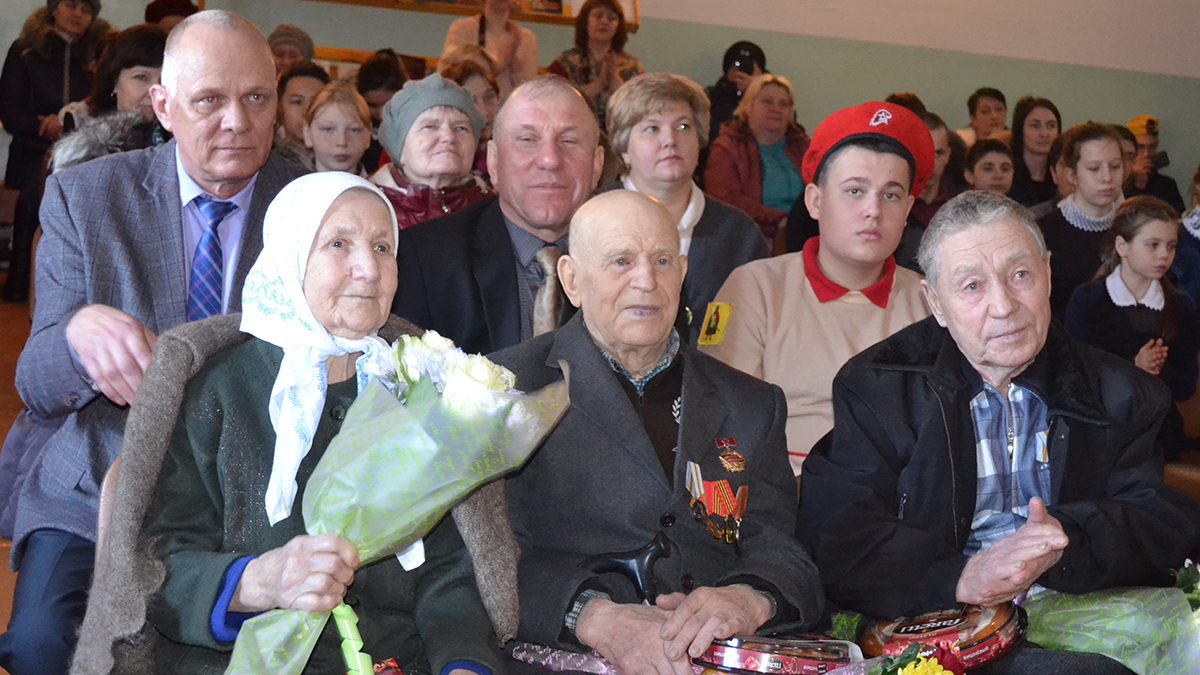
[798,190,1197,674]
[496,190,822,675]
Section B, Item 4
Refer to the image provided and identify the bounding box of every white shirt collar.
[176,145,258,211]
[620,176,706,256]
[1105,265,1165,310]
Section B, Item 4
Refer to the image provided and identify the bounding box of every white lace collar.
[1058,194,1116,233]
[1183,206,1200,242]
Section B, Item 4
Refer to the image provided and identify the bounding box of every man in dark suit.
[494,191,823,674]
[0,12,305,674]
[391,75,604,355]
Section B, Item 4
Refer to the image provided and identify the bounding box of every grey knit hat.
[268,24,314,62]
[379,74,485,162]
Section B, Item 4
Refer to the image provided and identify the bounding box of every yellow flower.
[896,656,948,675]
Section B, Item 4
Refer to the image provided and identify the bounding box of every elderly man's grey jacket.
[4,140,305,567]
[492,313,824,650]
[798,315,1199,620]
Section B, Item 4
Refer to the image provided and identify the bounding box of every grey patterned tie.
[532,245,565,337]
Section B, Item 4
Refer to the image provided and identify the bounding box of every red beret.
[801,101,935,197]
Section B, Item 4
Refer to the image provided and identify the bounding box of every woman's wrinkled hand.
[232,533,359,613]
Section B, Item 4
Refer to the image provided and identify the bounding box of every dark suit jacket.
[493,314,824,649]
[676,197,769,345]
[391,196,573,356]
[6,141,304,565]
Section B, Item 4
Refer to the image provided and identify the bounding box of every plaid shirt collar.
[600,329,681,394]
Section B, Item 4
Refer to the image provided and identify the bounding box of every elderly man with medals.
[493,190,823,675]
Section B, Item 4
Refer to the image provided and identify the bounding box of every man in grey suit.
[494,191,822,675]
[0,11,305,674]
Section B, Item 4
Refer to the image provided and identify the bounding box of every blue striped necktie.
[187,196,237,321]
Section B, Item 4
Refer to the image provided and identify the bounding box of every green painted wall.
[210,0,1200,189]
[5,0,1200,190]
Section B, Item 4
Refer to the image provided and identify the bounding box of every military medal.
[685,461,747,549]
[719,449,745,473]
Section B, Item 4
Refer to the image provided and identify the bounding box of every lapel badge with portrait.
[697,302,731,346]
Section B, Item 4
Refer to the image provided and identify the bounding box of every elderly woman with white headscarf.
[141,173,503,675]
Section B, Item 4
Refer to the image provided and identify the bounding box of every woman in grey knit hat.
[268,23,313,76]
[369,73,493,229]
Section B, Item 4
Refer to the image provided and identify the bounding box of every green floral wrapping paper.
[222,351,571,675]
[1023,585,1200,674]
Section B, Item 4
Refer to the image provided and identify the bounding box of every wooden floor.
[0,297,30,428]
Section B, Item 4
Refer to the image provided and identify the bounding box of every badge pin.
[697,302,731,346]
[719,449,745,473]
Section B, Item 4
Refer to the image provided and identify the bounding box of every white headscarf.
[241,173,401,526]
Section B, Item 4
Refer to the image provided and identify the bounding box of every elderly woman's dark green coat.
[66,314,519,675]
[144,336,502,674]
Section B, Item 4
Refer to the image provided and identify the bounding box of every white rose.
[441,354,516,411]
[420,330,457,353]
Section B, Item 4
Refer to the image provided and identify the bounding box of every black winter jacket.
[0,8,110,182]
[797,315,1197,619]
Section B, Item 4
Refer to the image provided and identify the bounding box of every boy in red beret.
[700,101,935,473]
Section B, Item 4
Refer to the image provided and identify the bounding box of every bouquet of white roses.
[225,331,569,675]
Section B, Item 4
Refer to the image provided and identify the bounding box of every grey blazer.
[493,314,824,649]
[7,140,305,566]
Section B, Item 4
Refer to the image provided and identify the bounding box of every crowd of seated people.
[1,4,1199,675]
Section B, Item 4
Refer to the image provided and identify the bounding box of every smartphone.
[1152,150,1170,171]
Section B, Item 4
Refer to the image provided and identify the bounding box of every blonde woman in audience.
[606,72,768,344]
[704,73,808,241]
[442,0,537,99]
[370,74,491,229]
[548,0,643,130]
[1038,122,1126,318]
[304,82,373,176]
